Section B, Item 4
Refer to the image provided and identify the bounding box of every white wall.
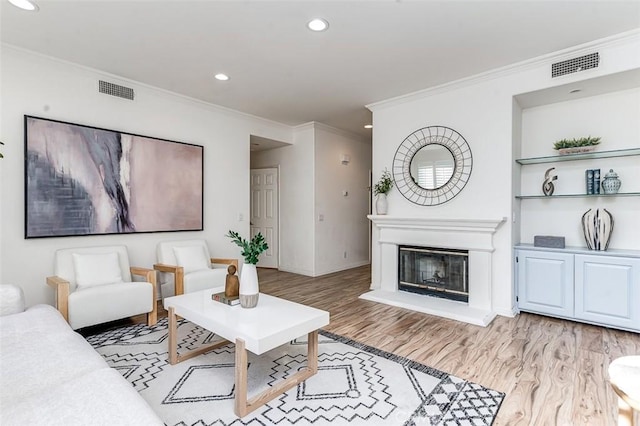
[251,122,372,277]
[250,125,315,275]
[1,46,293,307]
[369,31,640,317]
[314,124,371,275]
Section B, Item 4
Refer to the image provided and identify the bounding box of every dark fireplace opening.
[398,246,469,303]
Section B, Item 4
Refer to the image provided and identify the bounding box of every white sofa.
[0,285,163,426]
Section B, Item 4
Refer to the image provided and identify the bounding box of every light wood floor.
[122,265,638,425]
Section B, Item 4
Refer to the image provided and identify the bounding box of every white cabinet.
[517,250,574,317]
[516,246,640,332]
[575,254,640,330]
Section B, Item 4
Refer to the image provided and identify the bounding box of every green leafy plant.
[374,168,394,195]
[553,136,601,150]
[226,230,269,265]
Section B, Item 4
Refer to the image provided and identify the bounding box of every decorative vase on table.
[581,208,614,251]
[376,193,388,215]
[226,230,269,309]
[239,264,259,308]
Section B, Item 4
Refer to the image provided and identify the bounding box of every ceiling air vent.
[98,80,135,100]
[552,53,599,78]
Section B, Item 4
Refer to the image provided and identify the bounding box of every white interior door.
[250,168,278,268]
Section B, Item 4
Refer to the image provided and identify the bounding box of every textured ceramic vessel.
[376,193,388,215]
[601,169,621,194]
[239,264,259,308]
[581,208,614,251]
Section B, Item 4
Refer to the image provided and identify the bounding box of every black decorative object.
[392,126,472,206]
[542,167,557,196]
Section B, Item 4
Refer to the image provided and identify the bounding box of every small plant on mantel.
[553,136,601,152]
[374,168,394,195]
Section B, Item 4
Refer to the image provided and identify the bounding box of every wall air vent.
[552,53,599,78]
[98,80,135,100]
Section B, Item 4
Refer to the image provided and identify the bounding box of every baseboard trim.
[277,266,314,276]
[313,261,370,277]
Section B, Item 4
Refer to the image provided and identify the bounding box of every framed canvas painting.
[24,115,204,238]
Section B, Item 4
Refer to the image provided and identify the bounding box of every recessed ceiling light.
[569,89,581,94]
[307,18,329,32]
[8,0,39,11]
[364,124,373,129]
[214,73,230,81]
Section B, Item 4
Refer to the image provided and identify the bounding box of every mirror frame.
[392,126,473,206]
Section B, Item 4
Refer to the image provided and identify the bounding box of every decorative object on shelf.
[392,125,472,206]
[542,167,557,196]
[554,136,601,155]
[585,169,601,195]
[601,169,622,194]
[534,235,565,249]
[226,230,269,308]
[0,141,4,159]
[373,168,393,215]
[581,208,614,251]
[224,264,239,298]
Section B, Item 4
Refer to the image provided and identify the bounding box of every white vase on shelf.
[239,264,259,308]
[376,193,388,215]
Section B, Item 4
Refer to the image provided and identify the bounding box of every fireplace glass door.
[398,246,469,302]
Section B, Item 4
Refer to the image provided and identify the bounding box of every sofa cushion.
[0,305,109,406]
[0,285,25,316]
[173,245,210,274]
[1,368,163,426]
[73,252,123,290]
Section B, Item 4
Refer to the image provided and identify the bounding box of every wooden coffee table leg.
[167,306,230,365]
[168,307,178,365]
[234,330,320,418]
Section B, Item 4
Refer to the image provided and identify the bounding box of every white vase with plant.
[226,230,269,308]
[374,168,393,215]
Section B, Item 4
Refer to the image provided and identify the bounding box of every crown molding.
[2,43,293,131]
[367,29,640,112]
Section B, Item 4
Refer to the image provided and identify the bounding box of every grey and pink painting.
[25,116,203,238]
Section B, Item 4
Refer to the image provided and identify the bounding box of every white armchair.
[154,239,238,298]
[46,245,157,330]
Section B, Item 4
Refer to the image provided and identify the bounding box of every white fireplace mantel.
[363,215,507,326]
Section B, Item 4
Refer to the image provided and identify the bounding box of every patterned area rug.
[86,318,504,425]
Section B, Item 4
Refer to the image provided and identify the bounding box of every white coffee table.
[163,288,330,417]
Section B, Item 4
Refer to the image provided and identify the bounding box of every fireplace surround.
[364,215,506,326]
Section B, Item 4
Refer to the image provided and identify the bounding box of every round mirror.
[393,126,472,206]
[410,144,455,190]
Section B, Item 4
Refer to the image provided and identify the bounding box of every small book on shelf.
[585,169,594,195]
[212,292,240,306]
[593,168,601,194]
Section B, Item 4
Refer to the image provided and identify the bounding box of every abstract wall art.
[25,116,203,238]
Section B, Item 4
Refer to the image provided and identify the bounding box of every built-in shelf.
[516,192,640,199]
[515,147,640,165]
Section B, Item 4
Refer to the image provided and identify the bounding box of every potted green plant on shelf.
[373,168,394,215]
[226,230,269,308]
[553,136,601,155]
